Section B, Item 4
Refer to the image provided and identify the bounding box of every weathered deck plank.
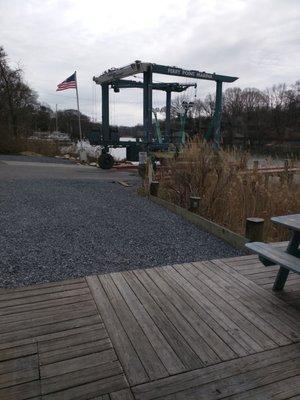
[86,275,149,386]
[0,303,97,334]
[0,380,41,400]
[0,367,39,390]
[194,261,293,346]
[42,374,127,400]
[224,375,300,400]
[222,244,300,310]
[150,358,299,399]
[0,343,37,362]
[132,344,300,400]
[41,360,123,394]
[0,282,87,302]
[0,278,129,399]
[110,388,135,399]
[171,264,268,352]
[0,287,91,309]
[0,293,92,316]
[123,270,200,370]
[38,325,107,353]
[213,259,300,333]
[100,273,168,381]
[0,278,86,295]
[154,266,248,358]
[144,267,222,364]
[111,271,185,375]
[0,253,299,399]
[39,337,111,365]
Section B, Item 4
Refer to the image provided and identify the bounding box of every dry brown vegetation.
[157,139,300,242]
[0,136,61,157]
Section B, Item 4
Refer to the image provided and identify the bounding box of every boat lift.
[111,79,196,145]
[91,61,238,168]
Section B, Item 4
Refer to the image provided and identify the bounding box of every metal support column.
[165,91,171,142]
[213,80,223,149]
[143,72,148,143]
[204,80,223,149]
[148,70,153,142]
[101,83,110,141]
[143,68,153,144]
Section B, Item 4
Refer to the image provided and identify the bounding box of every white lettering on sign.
[168,68,181,75]
[196,72,214,79]
[182,70,195,77]
[167,68,213,80]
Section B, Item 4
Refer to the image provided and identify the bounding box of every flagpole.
[55,104,58,132]
[75,71,82,142]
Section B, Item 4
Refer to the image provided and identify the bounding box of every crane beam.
[111,79,196,93]
[93,60,237,84]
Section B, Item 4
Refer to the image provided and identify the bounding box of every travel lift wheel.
[98,153,114,169]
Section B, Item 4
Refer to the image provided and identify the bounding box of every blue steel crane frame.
[93,60,238,149]
[111,79,196,143]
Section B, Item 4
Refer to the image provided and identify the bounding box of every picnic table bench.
[246,214,300,291]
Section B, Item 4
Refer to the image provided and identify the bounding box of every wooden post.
[147,158,154,184]
[264,174,269,188]
[245,217,264,242]
[253,160,259,172]
[284,159,294,185]
[189,196,201,212]
[150,181,159,197]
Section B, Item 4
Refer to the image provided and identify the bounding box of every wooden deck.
[0,255,299,399]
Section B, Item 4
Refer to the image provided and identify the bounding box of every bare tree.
[0,46,38,139]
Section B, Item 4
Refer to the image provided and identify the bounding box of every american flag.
[56,72,77,91]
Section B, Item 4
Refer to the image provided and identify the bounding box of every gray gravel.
[0,154,75,164]
[0,155,243,288]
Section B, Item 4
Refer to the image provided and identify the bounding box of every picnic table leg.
[273,231,300,291]
[273,267,290,291]
[287,231,300,257]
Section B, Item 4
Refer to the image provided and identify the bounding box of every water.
[71,137,137,161]
[248,155,300,168]
[109,137,136,161]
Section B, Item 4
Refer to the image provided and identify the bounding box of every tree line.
[1,45,299,148]
[0,46,99,144]
[174,81,300,145]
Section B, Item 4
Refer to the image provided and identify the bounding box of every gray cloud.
[1,0,299,125]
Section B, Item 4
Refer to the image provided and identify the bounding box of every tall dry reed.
[158,139,300,242]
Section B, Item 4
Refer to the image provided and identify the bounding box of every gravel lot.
[0,155,243,288]
[0,154,75,164]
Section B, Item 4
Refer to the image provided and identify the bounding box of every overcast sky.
[1,0,299,126]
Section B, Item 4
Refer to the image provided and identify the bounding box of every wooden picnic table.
[271,214,300,233]
[271,214,300,289]
[272,214,300,258]
[246,214,300,290]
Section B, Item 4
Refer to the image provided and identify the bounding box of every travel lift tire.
[98,153,114,169]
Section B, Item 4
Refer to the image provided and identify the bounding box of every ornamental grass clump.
[158,138,300,242]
